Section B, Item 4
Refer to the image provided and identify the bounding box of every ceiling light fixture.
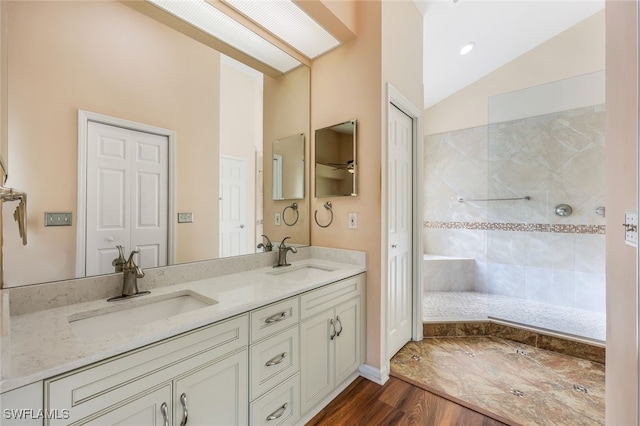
[146,0,301,73]
[223,0,340,59]
[459,42,476,55]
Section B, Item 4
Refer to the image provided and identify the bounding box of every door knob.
[391,244,397,248]
[107,237,115,242]
[240,224,245,229]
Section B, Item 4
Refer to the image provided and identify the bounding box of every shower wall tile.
[422,257,475,293]
[525,232,575,270]
[575,272,606,312]
[424,228,487,262]
[423,105,606,315]
[475,261,489,293]
[574,234,606,274]
[487,264,526,297]
[525,267,575,308]
[487,230,526,265]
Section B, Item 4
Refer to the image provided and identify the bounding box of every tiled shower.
[422,73,606,342]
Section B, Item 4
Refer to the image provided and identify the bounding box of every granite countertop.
[0,255,365,393]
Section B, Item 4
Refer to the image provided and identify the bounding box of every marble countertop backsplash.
[0,246,366,393]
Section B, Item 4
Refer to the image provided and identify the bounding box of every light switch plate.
[275,213,281,226]
[45,212,72,226]
[178,212,193,223]
[624,210,638,247]
[348,212,358,229]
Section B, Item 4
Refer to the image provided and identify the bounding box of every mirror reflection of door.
[272,154,283,200]
[85,122,169,276]
[219,156,249,257]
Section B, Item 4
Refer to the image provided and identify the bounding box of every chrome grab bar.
[457,195,530,203]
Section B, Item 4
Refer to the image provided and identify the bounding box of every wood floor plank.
[306,376,508,426]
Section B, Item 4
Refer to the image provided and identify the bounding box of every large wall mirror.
[1,1,310,287]
[315,120,357,197]
[272,134,304,200]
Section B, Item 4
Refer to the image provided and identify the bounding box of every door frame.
[76,110,176,278]
[383,83,423,376]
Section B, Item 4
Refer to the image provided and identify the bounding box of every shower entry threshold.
[423,291,605,343]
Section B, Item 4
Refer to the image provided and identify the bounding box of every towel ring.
[314,201,333,228]
[283,203,299,226]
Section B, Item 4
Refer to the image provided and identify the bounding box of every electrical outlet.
[348,212,358,229]
[45,212,72,227]
[275,213,281,226]
[178,212,194,223]
[624,211,638,247]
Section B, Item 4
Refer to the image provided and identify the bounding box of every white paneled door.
[220,156,249,257]
[85,122,168,276]
[387,103,413,357]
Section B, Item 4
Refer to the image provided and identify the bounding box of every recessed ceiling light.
[459,42,475,55]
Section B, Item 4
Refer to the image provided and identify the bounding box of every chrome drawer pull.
[266,403,288,421]
[179,392,189,426]
[330,319,336,340]
[336,316,343,337]
[265,352,288,366]
[265,311,287,324]
[160,402,169,426]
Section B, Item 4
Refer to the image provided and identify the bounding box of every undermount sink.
[68,291,217,339]
[268,265,336,280]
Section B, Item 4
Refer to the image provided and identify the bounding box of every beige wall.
[311,0,383,369]
[425,9,605,135]
[311,0,423,373]
[605,0,638,423]
[263,66,310,245]
[3,0,220,285]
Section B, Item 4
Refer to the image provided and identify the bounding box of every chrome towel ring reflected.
[314,201,333,228]
[283,203,299,226]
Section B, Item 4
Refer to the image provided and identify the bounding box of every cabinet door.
[300,310,334,414]
[174,350,248,426]
[334,296,361,385]
[79,385,171,426]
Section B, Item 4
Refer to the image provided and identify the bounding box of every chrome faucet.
[275,237,297,267]
[112,245,126,273]
[108,250,150,301]
[257,234,273,252]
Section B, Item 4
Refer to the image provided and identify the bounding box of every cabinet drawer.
[45,314,248,425]
[300,274,364,319]
[78,384,172,426]
[250,373,300,426]
[250,326,299,400]
[251,297,299,342]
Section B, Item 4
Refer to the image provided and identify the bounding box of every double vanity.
[0,247,366,425]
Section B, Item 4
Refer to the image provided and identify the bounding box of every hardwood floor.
[306,376,507,426]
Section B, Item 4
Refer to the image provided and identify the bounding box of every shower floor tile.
[391,337,605,426]
[423,291,605,342]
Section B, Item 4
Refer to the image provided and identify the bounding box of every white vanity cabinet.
[249,297,301,425]
[23,269,365,426]
[299,274,364,415]
[43,315,249,426]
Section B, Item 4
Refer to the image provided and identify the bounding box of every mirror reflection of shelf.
[314,119,357,197]
[315,163,352,180]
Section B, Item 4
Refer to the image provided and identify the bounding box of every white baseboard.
[358,363,389,385]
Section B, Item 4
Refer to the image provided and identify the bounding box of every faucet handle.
[279,236,291,248]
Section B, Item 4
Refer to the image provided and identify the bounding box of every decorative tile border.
[424,221,606,235]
